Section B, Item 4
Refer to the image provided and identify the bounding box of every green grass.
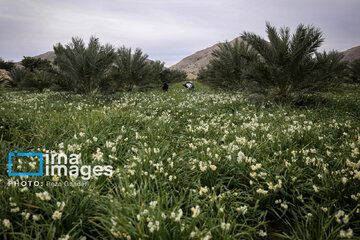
[0,83,360,239]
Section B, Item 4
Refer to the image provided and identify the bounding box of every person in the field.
[183,81,194,90]
[162,83,169,91]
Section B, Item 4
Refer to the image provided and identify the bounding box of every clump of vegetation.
[21,57,52,72]
[0,57,15,71]
[7,57,55,92]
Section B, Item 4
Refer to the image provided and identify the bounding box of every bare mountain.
[342,46,360,62]
[170,37,245,77]
[33,51,56,62]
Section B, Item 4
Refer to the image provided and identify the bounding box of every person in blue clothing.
[183,81,195,90]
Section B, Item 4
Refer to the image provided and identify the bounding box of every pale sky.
[1,0,359,66]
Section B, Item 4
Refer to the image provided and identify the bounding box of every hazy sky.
[1,0,359,66]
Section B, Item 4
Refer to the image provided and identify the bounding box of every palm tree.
[311,51,347,91]
[241,22,345,102]
[9,67,28,88]
[348,59,360,83]
[53,36,116,96]
[199,39,258,89]
[29,70,53,92]
[113,47,149,91]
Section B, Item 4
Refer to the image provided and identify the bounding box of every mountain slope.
[342,46,360,62]
[170,37,244,76]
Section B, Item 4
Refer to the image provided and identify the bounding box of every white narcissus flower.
[32,214,41,221]
[221,222,231,231]
[210,165,217,171]
[258,230,267,237]
[191,205,200,218]
[341,177,348,184]
[3,219,11,228]
[346,228,353,238]
[339,229,346,238]
[36,191,51,201]
[149,201,157,210]
[52,211,62,220]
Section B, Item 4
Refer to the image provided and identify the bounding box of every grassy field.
[0,83,360,239]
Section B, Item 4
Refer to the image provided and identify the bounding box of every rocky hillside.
[342,46,360,62]
[170,37,244,76]
[0,69,10,88]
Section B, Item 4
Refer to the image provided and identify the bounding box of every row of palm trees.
[6,37,186,95]
[53,37,186,95]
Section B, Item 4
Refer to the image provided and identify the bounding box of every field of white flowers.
[0,83,359,239]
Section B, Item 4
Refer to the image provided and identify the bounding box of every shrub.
[21,57,52,72]
[53,36,116,96]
